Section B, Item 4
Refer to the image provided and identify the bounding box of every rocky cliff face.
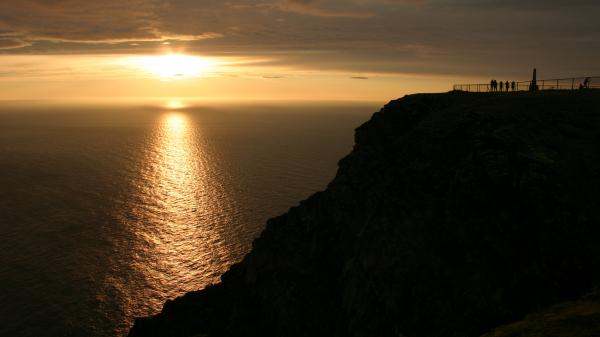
[129,91,600,337]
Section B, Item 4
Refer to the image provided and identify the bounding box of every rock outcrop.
[129,90,600,337]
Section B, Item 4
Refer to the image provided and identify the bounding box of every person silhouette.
[511,81,516,91]
[499,81,504,92]
[584,77,590,89]
[490,79,494,92]
[505,81,509,92]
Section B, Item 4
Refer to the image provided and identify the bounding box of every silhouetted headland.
[129,90,600,337]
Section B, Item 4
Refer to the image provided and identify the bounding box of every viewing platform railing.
[453,76,600,92]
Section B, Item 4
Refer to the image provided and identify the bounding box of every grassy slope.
[482,290,600,337]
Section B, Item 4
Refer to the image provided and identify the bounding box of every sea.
[0,100,376,337]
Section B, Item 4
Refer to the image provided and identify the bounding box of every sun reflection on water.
[163,114,186,137]
[122,110,236,325]
[157,113,198,216]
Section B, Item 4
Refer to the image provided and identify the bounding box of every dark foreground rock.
[129,90,600,337]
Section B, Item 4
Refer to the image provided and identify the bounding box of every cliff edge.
[129,90,600,337]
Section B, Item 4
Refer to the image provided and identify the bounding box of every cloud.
[433,0,597,8]
[0,38,31,50]
[277,0,374,17]
[0,0,222,48]
[0,0,598,80]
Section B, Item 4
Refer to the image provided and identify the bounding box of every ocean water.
[0,101,375,337]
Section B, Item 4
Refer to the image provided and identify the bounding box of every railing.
[453,76,600,92]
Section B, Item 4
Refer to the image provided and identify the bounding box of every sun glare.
[127,54,216,80]
[164,114,186,132]
[165,100,187,109]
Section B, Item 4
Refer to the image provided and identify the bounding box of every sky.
[0,0,598,101]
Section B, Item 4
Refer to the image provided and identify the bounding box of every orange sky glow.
[0,52,458,102]
[0,1,597,102]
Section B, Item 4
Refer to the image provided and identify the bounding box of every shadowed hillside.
[129,90,600,337]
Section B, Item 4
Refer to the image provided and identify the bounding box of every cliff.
[129,90,600,337]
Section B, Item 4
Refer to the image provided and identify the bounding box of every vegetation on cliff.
[482,289,600,337]
[129,90,600,337]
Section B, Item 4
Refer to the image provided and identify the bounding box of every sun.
[127,54,216,80]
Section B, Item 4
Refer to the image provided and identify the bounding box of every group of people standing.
[581,77,591,89]
[490,79,516,92]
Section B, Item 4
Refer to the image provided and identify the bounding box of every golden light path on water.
[120,108,239,325]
